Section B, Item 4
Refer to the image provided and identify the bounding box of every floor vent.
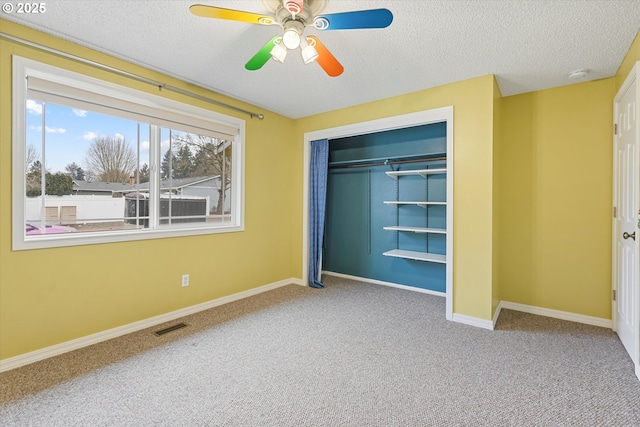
[154,323,188,336]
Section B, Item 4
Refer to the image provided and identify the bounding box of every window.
[12,56,244,250]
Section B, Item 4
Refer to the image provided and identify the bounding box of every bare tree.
[25,144,39,167]
[84,136,137,183]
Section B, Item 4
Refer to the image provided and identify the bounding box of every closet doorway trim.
[302,106,454,320]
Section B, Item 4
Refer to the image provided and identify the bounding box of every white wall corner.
[499,301,612,329]
[0,278,299,373]
[492,301,504,329]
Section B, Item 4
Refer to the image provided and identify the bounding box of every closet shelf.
[385,168,446,179]
[384,201,446,208]
[383,226,447,234]
[383,249,447,263]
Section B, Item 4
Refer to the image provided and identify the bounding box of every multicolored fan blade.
[307,36,344,77]
[190,4,276,25]
[314,9,393,30]
[245,37,281,71]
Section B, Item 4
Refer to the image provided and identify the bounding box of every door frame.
[302,106,454,320]
[612,61,640,380]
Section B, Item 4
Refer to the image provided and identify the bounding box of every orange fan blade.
[306,36,344,77]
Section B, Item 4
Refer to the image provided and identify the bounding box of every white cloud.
[83,131,98,141]
[28,125,65,133]
[115,133,124,140]
[26,100,42,115]
[161,138,171,153]
[45,126,66,134]
[72,109,88,117]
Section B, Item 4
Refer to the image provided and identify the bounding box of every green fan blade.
[245,37,280,71]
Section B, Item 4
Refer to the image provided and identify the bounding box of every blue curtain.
[308,138,329,288]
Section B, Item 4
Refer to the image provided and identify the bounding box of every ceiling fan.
[189,0,393,77]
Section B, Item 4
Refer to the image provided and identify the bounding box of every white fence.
[26,195,125,223]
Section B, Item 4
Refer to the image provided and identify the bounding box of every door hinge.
[613,289,617,301]
[613,206,617,218]
[615,123,618,135]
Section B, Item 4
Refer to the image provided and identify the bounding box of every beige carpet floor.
[1,275,640,426]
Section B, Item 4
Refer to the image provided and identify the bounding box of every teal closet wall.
[324,122,447,292]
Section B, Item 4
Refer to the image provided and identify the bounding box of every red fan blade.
[284,1,303,16]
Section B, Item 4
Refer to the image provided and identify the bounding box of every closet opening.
[303,107,453,319]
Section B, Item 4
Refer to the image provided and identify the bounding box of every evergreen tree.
[45,172,73,196]
[136,163,150,183]
[26,164,73,197]
[160,150,176,180]
[26,160,43,197]
[173,145,195,179]
[65,162,86,181]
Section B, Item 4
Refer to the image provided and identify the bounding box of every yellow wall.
[0,20,297,360]
[497,29,639,320]
[499,79,615,318]
[616,31,640,90]
[294,75,497,320]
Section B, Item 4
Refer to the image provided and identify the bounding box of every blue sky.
[26,100,151,174]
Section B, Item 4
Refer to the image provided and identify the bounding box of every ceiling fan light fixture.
[282,28,301,49]
[300,37,319,64]
[191,2,392,76]
[270,42,287,62]
[301,45,318,64]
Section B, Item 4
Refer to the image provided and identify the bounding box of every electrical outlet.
[181,274,190,287]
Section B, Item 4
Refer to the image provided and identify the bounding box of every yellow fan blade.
[190,4,275,25]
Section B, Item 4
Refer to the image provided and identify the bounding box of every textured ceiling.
[3,0,640,119]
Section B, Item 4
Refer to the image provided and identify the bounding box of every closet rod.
[0,32,265,120]
[329,156,446,169]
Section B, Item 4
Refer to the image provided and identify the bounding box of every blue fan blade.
[314,9,393,30]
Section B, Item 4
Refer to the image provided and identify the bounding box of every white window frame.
[12,56,245,251]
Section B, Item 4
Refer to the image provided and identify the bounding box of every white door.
[613,62,640,371]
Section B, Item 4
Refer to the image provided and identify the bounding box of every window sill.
[14,223,245,251]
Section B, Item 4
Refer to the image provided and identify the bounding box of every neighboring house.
[72,180,137,197]
[72,175,229,213]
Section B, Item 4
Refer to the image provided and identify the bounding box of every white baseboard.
[451,313,495,330]
[322,271,446,297]
[498,301,612,329]
[0,278,301,373]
